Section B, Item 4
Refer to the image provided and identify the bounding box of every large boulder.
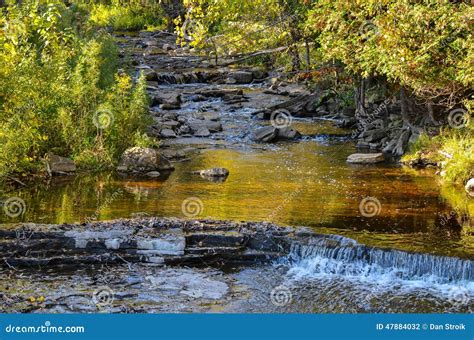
[228,71,253,84]
[465,178,474,198]
[45,153,76,175]
[347,153,385,164]
[117,147,174,173]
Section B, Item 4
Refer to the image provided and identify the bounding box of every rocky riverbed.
[1,218,472,313]
[1,30,473,314]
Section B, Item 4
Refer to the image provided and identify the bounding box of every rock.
[178,125,191,134]
[143,68,158,81]
[45,153,76,175]
[162,120,180,128]
[146,171,161,178]
[117,147,174,173]
[152,92,181,107]
[194,127,211,137]
[252,126,301,142]
[347,153,385,164]
[392,129,411,157]
[159,103,181,110]
[162,43,174,51]
[359,128,386,142]
[161,149,186,160]
[193,168,229,178]
[188,119,222,133]
[228,71,253,84]
[251,68,268,80]
[160,129,177,138]
[465,178,474,198]
[252,126,278,142]
[195,112,220,121]
[225,77,237,84]
[277,127,301,140]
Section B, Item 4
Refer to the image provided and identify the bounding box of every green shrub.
[0,1,152,178]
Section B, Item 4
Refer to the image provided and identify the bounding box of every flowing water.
[0,35,473,313]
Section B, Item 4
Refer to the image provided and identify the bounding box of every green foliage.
[0,1,151,177]
[403,126,474,185]
[85,1,165,31]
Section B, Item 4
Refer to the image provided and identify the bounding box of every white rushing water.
[277,235,473,309]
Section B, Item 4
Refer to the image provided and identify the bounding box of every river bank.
[0,29,473,314]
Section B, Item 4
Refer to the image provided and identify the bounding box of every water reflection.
[1,140,472,258]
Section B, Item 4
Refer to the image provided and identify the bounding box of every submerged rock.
[347,153,385,164]
[466,178,474,198]
[45,153,76,175]
[193,168,229,178]
[117,147,174,174]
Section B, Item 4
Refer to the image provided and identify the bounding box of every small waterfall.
[282,236,474,284]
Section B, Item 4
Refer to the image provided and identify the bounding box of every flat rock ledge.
[0,218,335,268]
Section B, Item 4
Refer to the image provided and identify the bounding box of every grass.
[0,2,156,180]
[402,125,474,185]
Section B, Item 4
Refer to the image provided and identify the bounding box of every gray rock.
[144,68,157,81]
[162,120,180,128]
[188,119,222,133]
[277,127,301,140]
[178,125,191,134]
[146,171,161,178]
[228,71,253,84]
[160,103,181,110]
[193,168,229,178]
[347,153,385,164]
[252,126,278,142]
[46,153,76,175]
[117,147,174,173]
[465,178,474,198]
[194,112,220,121]
[194,127,211,137]
[160,129,177,138]
[162,43,174,51]
[252,126,301,142]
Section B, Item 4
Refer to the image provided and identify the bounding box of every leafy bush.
[86,1,165,31]
[0,1,152,178]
